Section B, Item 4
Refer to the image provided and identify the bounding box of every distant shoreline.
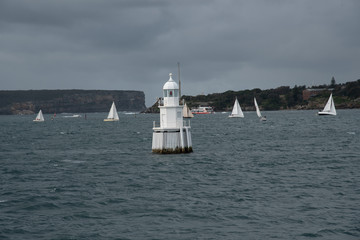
[0,90,146,115]
[144,79,360,113]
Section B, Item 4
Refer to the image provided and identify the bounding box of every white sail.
[318,94,336,116]
[104,102,119,121]
[254,97,267,121]
[229,98,244,118]
[254,97,262,118]
[33,110,44,122]
[183,103,194,118]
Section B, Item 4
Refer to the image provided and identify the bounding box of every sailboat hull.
[318,111,336,116]
[33,119,44,122]
[229,115,244,118]
[103,119,119,121]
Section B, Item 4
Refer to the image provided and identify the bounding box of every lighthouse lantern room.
[152,73,193,153]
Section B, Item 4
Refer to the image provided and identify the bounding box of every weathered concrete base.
[152,127,192,154]
[152,147,193,154]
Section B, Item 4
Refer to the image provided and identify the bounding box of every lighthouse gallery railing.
[153,120,191,129]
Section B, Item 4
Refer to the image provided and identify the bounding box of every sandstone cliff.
[0,90,146,115]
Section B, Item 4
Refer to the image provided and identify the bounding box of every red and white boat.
[191,106,214,114]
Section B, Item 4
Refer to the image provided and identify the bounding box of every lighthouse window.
[169,91,173,96]
[174,89,178,97]
[163,90,167,97]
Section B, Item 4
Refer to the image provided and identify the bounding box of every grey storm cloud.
[0,0,359,106]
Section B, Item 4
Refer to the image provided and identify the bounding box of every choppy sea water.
[1,110,359,240]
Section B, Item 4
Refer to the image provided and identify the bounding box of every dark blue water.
[1,110,359,239]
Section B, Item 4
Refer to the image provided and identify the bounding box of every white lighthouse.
[152,73,193,153]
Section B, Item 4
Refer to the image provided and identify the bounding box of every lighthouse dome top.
[163,73,179,90]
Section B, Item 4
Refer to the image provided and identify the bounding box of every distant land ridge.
[145,79,360,113]
[0,89,146,115]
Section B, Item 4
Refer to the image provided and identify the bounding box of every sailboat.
[318,93,336,116]
[33,110,44,122]
[104,101,119,121]
[254,97,266,121]
[229,98,244,118]
[183,103,194,118]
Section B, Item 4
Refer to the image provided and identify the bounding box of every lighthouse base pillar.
[152,128,192,154]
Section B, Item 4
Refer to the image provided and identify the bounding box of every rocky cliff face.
[0,90,146,115]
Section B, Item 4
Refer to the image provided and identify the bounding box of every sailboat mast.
[178,62,181,100]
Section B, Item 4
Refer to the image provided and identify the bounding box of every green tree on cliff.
[331,77,336,87]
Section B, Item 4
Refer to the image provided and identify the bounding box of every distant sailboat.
[254,97,266,121]
[33,110,44,122]
[104,102,119,121]
[229,98,244,118]
[183,103,194,118]
[63,114,81,118]
[318,93,337,116]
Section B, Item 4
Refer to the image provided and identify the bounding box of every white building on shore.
[152,73,192,154]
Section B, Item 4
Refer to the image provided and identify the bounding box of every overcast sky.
[1,0,359,106]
